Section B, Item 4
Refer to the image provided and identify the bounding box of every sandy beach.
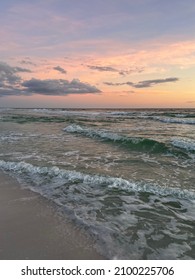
[0,171,104,260]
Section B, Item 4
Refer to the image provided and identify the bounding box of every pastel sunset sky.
[1,0,195,108]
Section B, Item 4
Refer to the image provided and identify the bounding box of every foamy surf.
[152,116,195,125]
[1,159,195,260]
[0,160,195,200]
[171,137,195,152]
[64,124,194,156]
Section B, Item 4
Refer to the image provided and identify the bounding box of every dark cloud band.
[0,62,32,88]
[0,62,101,97]
[87,65,144,76]
[22,78,101,95]
[104,77,179,88]
[53,66,67,74]
[87,65,118,72]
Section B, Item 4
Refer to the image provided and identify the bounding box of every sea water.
[0,108,195,259]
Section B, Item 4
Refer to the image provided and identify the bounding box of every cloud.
[104,77,179,88]
[87,65,144,76]
[14,66,32,73]
[22,78,101,95]
[0,62,101,97]
[19,59,36,66]
[119,67,144,76]
[0,88,28,97]
[0,61,31,74]
[133,78,179,88]
[0,62,31,86]
[87,65,119,73]
[53,66,67,74]
[104,81,134,86]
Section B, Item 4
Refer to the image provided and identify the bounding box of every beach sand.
[0,171,104,260]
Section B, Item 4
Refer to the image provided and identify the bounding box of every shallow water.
[0,108,195,259]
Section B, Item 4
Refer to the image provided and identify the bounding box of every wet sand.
[0,171,104,260]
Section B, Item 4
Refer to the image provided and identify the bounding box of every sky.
[0,0,195,108]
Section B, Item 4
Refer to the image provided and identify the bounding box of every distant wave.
[0,108,11,112]
[152,116,195,125]
[2,109,195,125]
[64,124,189,156]
[31,108,100,117]
[1,114,67,123]
[0,160,195,200]
[0,135,22,142]
[171,137,195,152]
[105,111,195,124]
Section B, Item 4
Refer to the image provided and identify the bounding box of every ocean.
[0,108,195,259]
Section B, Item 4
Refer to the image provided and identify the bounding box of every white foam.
[175,114,187,118]
[0,160,195,200]
[64,124,141,143]
[153,116,195,125]
[63,150,80,156]
[31,108,100,117]
[0,132,25,142]
[64,124,123,140]
[171,138,195,151]
[108,111,134,116]
[0,132,62,143]
[0,136,20,142]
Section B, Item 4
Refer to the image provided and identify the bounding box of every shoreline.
[0,171,105,260]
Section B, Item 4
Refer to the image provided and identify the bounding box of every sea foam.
[64,124,195,157]
[171,138,195,152]
[152,116,195,125]
[0,160,195,201]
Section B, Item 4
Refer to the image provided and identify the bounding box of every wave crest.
[171,138,195,152]
[64,124,168,153]
[0,160,195,200]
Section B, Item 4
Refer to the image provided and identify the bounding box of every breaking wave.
[171,138,195,152]
[64,124,168,153]
[64,124,192,157]
[152,116,195,125]
[1,160,195,259]
[0,160,195,200]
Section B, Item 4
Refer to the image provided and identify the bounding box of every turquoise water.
[0,108,195,259]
